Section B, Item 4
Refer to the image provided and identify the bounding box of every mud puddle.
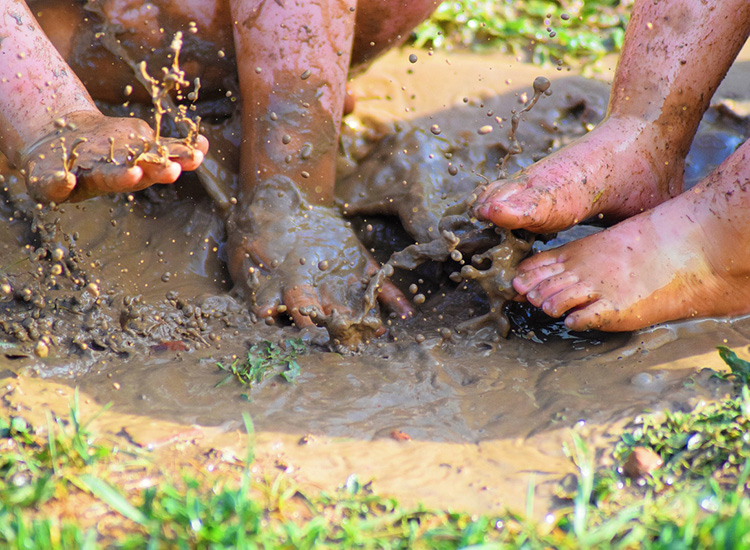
[2,48,750,516]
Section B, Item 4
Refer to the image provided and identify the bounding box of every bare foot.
[226,177,413,328]
[21,110,208,203]
[512,141,750,331]
[473,116,684,233]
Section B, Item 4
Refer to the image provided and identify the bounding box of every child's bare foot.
[226,177,413,328]
[21,110,208,203]
[512,140,750,331]
[473,116,684,233]
[473,0,750,235]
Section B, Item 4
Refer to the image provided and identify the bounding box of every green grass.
[5,347,750,548]
[216,338,306,387]
[412,0,633,65]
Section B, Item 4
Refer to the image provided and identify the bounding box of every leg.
[514,138,750,331]
[225,0,436,326]
[473,0,750,233]
[0,0,207,203]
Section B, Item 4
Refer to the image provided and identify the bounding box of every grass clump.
[216,338,306,387]
[412,0,633,65]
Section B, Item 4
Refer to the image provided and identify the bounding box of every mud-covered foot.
[473,116,684,233]
[512,141,750,331]
[226,176,413,333]
[21,111,208,203]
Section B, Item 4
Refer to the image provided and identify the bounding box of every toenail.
[527,290,538,301]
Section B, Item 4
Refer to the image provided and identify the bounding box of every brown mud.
[2,47,750,516]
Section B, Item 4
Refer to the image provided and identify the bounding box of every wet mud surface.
[2,49,750,515]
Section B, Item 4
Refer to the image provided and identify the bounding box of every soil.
[2,45,750,517]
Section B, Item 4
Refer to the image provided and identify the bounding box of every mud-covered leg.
[474,0,750,233]
[226,0,413,329]
[0,0,208,203]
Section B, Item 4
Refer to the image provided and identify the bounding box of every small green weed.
[715,346,750,385]
[216,338,306,387]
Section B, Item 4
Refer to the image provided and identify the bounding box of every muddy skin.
[225,175,405,342]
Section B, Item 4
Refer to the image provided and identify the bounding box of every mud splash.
[2,49,750,515]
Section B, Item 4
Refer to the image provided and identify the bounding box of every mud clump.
[352,77,554,340]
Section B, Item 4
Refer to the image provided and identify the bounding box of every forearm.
[0,0,97,166]
[230,0,356,205]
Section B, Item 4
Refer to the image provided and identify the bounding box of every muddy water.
[2,49,750,516]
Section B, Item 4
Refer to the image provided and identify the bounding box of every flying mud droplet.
[282,134,291,144]
[413,293,425,305]
[270,112,278,121]
[450,250,463,262]
[415,334,425,343]
[34,340,49,358]
[448,165,458,176]
[301,171,310,178]
[533,76,551,95]
[318,260,329,271]
[300,144,313,160]
[52,248,64,261]
[408,284,418,294]
[409,53,418,64]
[477,125,493,135]
[1,283,11,295]
[561,13,570,20]
[124,85,133,96]
[300,69,311,80]
[430,124,441,135]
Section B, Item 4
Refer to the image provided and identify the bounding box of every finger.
[163,135,209,171]
[67,164,142,200]
[363,253,414,318]
[136,159,183,187]
[282,285,324,328]
[377,280,414,319]
[29,169,76,203]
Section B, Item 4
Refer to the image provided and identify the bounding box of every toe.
[513,260,566,295]
[475,182,574,233]
[541,282,599,318]
[528,270,580,303]
[564,299,613,331]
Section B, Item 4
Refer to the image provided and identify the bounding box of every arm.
[229,0,355,205]
[0,0,97,167]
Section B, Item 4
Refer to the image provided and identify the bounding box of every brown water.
[1,48,750,516]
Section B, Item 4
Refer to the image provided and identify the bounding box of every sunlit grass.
[413,0,634,66]
[4,347,750,548]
